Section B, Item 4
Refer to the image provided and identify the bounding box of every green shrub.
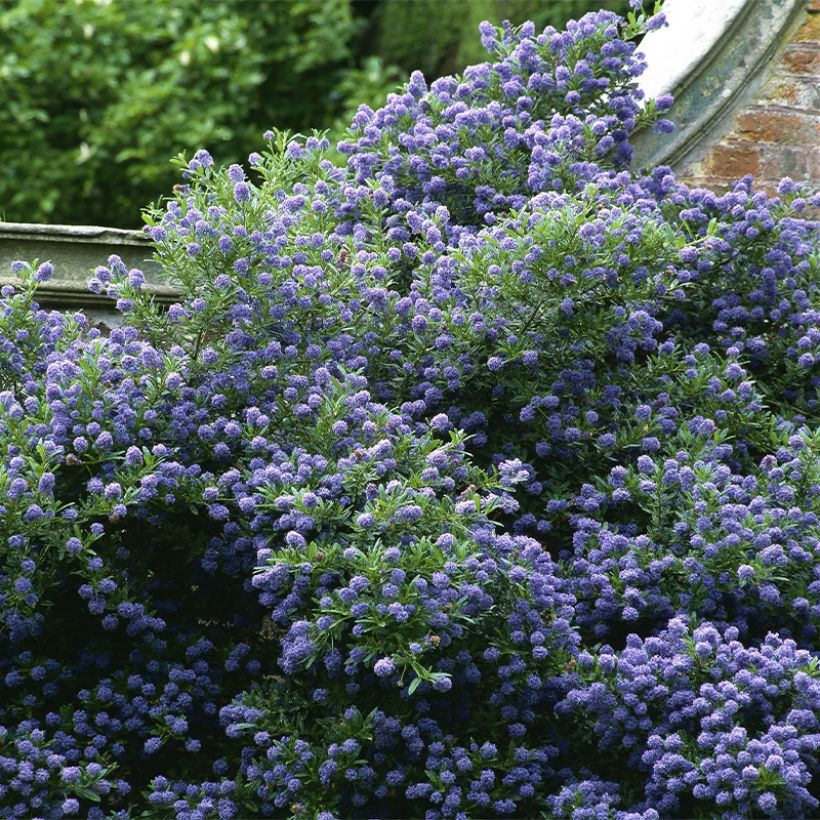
[0,0,359,227]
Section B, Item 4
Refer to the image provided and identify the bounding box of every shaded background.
[0,0,627,227]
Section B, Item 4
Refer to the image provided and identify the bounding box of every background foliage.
[0,0,625,227]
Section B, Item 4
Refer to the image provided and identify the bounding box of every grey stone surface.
[632,0,806,170]
[0,221,177,313]
[637,0,752,102]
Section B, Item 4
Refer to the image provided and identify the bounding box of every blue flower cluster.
[1,6,818,818]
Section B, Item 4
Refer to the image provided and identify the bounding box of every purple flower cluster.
[558,620,819,817]
[1,7,818,818]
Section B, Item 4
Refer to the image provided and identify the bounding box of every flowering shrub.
[2,6,819,819]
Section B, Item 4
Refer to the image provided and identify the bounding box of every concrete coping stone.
[0,221,174,313]
[0,221,148,244]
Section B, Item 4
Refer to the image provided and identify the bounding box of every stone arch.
[632,0,818,193]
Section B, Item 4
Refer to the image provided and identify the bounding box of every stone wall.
[633,0,818,195]
[0,222,170,326]
[679,0,819,194]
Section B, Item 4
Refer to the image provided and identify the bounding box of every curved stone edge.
[637,0,753,102]
[632,0,807,172]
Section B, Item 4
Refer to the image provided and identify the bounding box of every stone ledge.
[0,221,148,244]
[0,277,179,309]
[0,221,176,314]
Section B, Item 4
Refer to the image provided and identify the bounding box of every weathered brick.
[795,6,820,40]
[762,77,820,110]
[781,44,820,74]
[760,144,814,179]
[677,1,818,191]
[678,175,723,191]
[736,110,819,142]
[705,142,763,178]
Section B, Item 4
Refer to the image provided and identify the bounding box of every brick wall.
[678,0,819,194]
